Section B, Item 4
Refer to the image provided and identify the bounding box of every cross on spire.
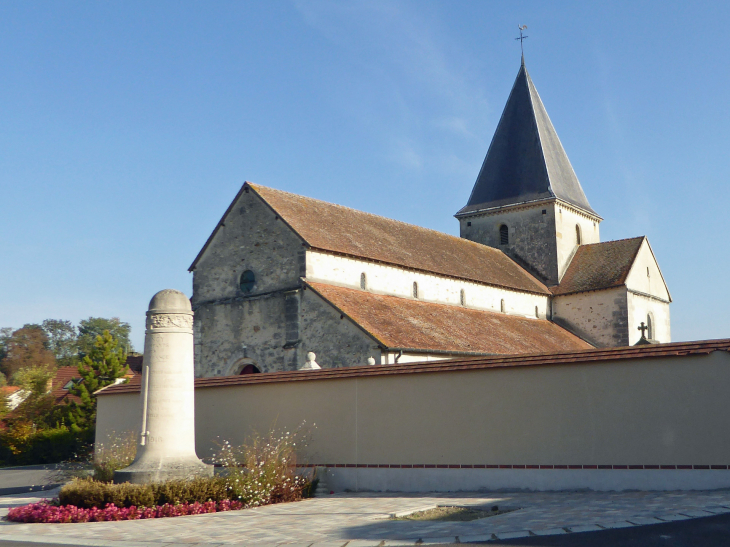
[515,25,528,62]
[638,322,649,338]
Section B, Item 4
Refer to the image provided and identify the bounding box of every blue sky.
[1,0,728,351]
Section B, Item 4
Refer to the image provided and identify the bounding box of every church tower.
[456,60,602,286]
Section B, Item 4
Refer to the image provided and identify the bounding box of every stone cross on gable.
[638,322,649,338]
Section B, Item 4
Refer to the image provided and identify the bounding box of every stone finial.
[300,352,321,370]
[367,357,376,366]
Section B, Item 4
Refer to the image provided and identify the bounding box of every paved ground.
[0,465,64,496]
[2,488,730,546]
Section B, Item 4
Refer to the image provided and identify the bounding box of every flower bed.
[7,499,244,523]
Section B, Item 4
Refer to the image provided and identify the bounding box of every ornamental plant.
[211,422,313,506]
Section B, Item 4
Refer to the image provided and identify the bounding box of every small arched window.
[460,289,466,306]
[576,224,582,245]
[499,224,509,245]
[647,314,654,340]
[535,305,539,318]
[360,272,367,290]
[500,299,506,313]
[239,270,256,293]
[647,267,650,279]
[239,364,261,375]
[413,282,419,298]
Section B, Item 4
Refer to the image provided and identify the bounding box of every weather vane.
[515,25,528,58]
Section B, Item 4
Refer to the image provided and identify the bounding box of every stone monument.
[115,289,213,483]
[299,352,321,370]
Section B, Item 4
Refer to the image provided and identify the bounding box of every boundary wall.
[97,339,730,492]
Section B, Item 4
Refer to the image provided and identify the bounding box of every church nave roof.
[306,281,592,355]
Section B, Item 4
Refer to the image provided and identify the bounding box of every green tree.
[77,318,132,357]
[67,331,128,430]
[41,319,79,367]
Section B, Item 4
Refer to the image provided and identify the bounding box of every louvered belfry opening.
[499,225,509,245]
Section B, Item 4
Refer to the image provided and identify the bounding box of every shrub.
[92,431,137,482]
[0,426,93,467]
[59,476,229,509]
[212,423,311,507]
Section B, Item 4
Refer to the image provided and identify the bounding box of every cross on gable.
[638,322,649,338]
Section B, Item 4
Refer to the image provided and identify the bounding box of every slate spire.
[458,62,597,216]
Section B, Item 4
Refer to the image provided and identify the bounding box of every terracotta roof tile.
[192,183,550,295]
[306,281,591,354]
[98,338,730,395]
[552,237,644,296]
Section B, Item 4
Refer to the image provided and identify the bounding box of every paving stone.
[627,517,663,526]
[494,530,532,540]
[530,528,569,536]
[679,510,716,518]
[655,513,691,522]
[595,521,635,529]
[567,524,605,533]
[457,534,496,543]
[418,537,457,545]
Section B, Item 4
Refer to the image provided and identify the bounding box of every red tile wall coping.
[287,464,729,470]
[98,338,730,396]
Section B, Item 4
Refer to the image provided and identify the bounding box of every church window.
[647,314,654,340]
[239,270,256,293]
[360,272,367,290]
[239,364,261,375]
[500,299,505,313]
[460,289,466,306]
[467,221,471,226]
[647,267,650,278]
[575,224,582,245]
[542,209,546,215]
[499,224,509,245]
[413,282,418,298]
[535,305,539,318]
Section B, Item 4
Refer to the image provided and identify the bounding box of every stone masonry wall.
[551,286,629,347]
[459,201,600,286]
[192,188,306,376]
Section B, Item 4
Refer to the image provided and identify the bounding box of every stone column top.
[148,289,193,315]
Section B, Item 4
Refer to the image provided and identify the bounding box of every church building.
[190,60,671,377]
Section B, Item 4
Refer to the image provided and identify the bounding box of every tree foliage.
[41,319,79,367]
[78,318,132,357]
[0,328,56,379]
[67,330,128,430]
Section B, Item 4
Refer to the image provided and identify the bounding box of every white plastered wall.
[305,250,549,320]
[624,239,671,344]
[555,202,601,282]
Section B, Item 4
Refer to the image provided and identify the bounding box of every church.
[189,60,671,377]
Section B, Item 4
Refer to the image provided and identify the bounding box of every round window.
[239,270,255,293]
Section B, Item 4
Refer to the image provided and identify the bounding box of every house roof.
[306,281,592,354]
[98,338,730,396]
[50,366,83,405]
[0,386,20,395]
[189,183,550,295]
[458,61,597,217]
[552,237,645,296]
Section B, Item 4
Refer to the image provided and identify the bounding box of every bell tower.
[456,60,601,286]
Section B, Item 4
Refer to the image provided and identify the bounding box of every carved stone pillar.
[114,289,213,483]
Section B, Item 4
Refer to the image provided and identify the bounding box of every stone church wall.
[299,287,381,369]
[306,250,549,319]
[551,286,628,347]
[459,201,599,286]
[191,189,307,376]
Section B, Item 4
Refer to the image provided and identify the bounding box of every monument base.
[114,458,214,484]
